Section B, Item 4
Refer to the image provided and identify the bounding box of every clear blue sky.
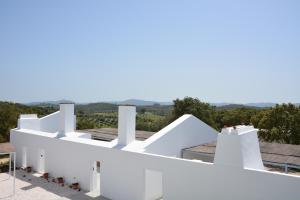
[0,0,299,103]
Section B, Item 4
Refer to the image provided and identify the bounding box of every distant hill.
[245,103,276,108]
[114,99,173,106]
[27,99,173,106]
[216,104,261,110]
[76,103,118,113]
[214,102,300,109]
[244,103,300,108]
[26,99,74,107]
[211,103,232,107]
[211,102,277,108]
[26,99,300,112]
[76,102,172,115]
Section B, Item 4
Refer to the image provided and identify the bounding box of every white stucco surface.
[9,104,300,200]
[214,126,264,170]
[143,114,218,157]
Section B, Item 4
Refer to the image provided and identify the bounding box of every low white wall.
[10,129,300,200]
[18,118,40,131]
[18,112,61,133]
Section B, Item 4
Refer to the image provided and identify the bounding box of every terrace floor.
[0,170,109,200]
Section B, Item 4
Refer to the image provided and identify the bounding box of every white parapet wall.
[10,129,300,200]
[17,103,78,135]
[10,106,300,200]
[18,114,40,130]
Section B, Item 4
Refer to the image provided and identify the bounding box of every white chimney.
[59,103,75,136]
[118,105,136,146]
[214,125,264,170]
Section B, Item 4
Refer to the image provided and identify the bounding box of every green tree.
[139,108,146,114]
[0,102,56,143]
[253,104,300,144]
[216,108,258,128]
[171,97,218,129]
[76,118,96,129]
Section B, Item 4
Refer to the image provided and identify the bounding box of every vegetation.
[136,112,167,132]
[76,103,118,114]
[251,103,300,144]
[0,98,299,145]
[170,97,218,129]
[76,112,166,132]
[76,113,118,129]
[170,97,300,145]
[0,102,55,143]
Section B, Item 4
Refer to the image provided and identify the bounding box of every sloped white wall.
[143,115,218,157]
[39,111,60,133]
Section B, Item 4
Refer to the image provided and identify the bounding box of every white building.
[10,103,300,200]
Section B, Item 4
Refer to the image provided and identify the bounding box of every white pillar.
[118,105,136,146]
[59,103,75,136]
[13,152,16,196]
[9,153,11,178]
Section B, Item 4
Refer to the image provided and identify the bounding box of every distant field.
[76,103,172,116]
[76,112,167,132]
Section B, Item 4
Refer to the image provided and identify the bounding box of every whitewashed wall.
[10,128,300,200]
[18,114,40,130]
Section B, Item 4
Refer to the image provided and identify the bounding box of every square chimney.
[59,103,75,136]
[118,105,136,146]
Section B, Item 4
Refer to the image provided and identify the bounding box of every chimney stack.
[59,103,75,136]
[214,125,264,170]
[118,105,136,146]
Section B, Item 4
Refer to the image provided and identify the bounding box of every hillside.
[0,102,56,142]
[116,99,173,106]
[76,102,118,113]
[216,104,261,110]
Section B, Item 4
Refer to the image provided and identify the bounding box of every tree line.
[0,98,299,145]
[0,102,56,143]
[169,97,300,145]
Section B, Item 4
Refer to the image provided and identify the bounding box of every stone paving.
[0,170,109,200]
